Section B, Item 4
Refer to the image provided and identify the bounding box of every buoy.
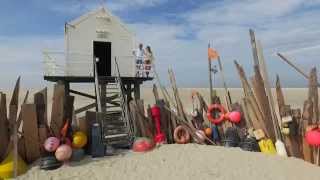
[40,156,63,170]
[207,104,241,124]
[275,140,288,157]
[55,144,72,162]
[0,151,27,179]
[227,111,241,123]
[151,105,166,144]
[194,130,206,144]
[204,127,212,137]
[132,137,154,152]
[174,125,190,144]
[72,131,88,149]
[258,139,276,155]
[44,137,60,152]
[207,104,226,124]
[305,129,320,146]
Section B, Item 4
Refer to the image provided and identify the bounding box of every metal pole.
[208,44,213,104]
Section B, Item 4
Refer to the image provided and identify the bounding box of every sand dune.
[18,144,320,180]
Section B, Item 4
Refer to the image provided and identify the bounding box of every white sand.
[18,144,320,180]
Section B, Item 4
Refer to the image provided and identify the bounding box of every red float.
[151,105,166,144]
[305,129,320,146]
[132,138,154,152]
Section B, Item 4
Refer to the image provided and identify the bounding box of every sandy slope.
[18,144,320,180]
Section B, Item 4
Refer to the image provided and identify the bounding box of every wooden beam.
[22,104,40,163]
[70,89,96,99]
[50,84,65,137]
[75,103,96,114]
[0,93,9,161]
[277,53,310,80]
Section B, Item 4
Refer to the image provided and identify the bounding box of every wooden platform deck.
[44,76,153,83]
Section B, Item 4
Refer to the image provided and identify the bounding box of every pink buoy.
[44,137,60,152]
[228,111,241,123]
[132,137,154,152]
[305,129,320,146]
[55,144,72,161]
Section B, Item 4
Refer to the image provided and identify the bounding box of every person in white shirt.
[133,43,145,77]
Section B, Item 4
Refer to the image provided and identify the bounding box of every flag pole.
[208,43,213,104]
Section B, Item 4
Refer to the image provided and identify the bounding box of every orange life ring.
[174,125,190,144]
[207,104,226,124]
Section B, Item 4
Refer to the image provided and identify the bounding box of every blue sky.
[1,0,320,89]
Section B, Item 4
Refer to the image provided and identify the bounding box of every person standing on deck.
[144,46,153,78]
[133,43,145,77]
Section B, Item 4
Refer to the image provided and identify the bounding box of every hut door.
[94,41,111,76]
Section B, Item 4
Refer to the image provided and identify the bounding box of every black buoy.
[239,137,260,152]
[40,156,63,170]
[222,127,240,147]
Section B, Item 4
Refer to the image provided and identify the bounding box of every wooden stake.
[277,53,310,80]
[256,41,281,140]
[217,56,232,110]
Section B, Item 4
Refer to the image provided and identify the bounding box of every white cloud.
[0,36,64,88]
[128,0,320,87]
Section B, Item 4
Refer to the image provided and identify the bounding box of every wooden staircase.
[95,59,134,149]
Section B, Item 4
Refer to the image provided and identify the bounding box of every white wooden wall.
[65,9,136,77]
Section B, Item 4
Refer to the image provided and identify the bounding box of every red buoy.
[228,111,241,123]
[305,129,320,146]
[151,105,166,144]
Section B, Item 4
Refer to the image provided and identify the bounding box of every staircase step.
[104,133,128,139]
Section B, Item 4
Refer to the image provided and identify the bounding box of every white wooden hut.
[45,7,137,77]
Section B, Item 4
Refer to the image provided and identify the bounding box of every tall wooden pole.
[208,44,213,104]
[217,56,232,110]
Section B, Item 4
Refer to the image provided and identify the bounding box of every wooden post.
[134,82,141,99]
[256,40,281,140]
[217,56,232,110]
[50,84,65,137]
[277,53,310,80]
[249,29,260,67]
[0,93,9,161]
[22,104,41,163]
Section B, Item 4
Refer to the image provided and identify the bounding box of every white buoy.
[275,140,288,157]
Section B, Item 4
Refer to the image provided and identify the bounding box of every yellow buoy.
[72,131,88,149]
[0,151,27,179]
[258,139,276,155]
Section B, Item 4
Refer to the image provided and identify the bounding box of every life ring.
[207,104,226,124]
[174,125,190,144]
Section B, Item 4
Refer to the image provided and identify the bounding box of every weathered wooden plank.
[38,125,48,155]
[34,91,46,125]
[70,89,96,99]
[75,103,96,114]
[234,61,267,134]
[302,100,313,163]
[251,66,276,141]
[17,91,29,129]
[153,84,160,103]
[50,84,65,137]
[0,93,9,162]
[22,104,40,163]
[18,136,26,162]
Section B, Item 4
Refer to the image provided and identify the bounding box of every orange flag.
[208,47,219,60]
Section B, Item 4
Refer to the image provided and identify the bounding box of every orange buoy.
[204,127,212,137]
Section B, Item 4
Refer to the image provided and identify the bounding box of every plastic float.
[0,151,27,179]
[207,104,241,124]
[151,105,166,144]
[174,125,190,144]
[132,137,154,152]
